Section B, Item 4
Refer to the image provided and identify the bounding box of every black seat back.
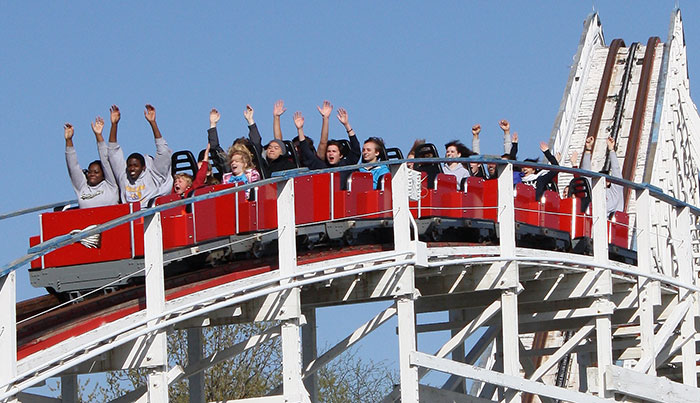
[336,139,351,158]
[567,177,592,213]
[283,140,301,167]
[413,143,443,188]
[385,147,403,160]
[172,150,198,177]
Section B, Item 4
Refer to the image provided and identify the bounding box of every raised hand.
[317,100,333,118]
[499,119,510,132]
[585,136,594,151]
[91,116,105,135]
[336,108,349,126]
[203,143,211,162]
[243,104,254,125]
[144,104,157,123]
[512,131,518,143]
[210,108,220,128]
[110,105,121,124]
[569,150,579,166]
[293,111,304,129]
[273,100,286,117]
[539,141,549,152]
[472,124,481,137]
[64,123,74,140]
[606,136,615,151]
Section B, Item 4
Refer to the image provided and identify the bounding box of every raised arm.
[246,104,264,159]
[581,136,594,171]
[471,124,481,155]
[144,104,162,139]
[508,132,518,160]
[108,105,120,143]
[191,143,211,190]
[107,105,127,182]
[337,107,360,164]
[316,100,332,160]
[273,100,286,140]
[92,116,117,186]
[606,136,622,178]
[295,111,324,169]
[569,150,579,169]
[540,141,559,166]
[207,108,230,174]
[144,104,172,178]
[499,119,512,154]
[64,123,87,190]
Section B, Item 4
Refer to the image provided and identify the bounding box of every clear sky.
[2,0,700,394]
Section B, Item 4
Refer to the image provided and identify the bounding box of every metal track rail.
[583,39,625,159]
[622,36,661,208]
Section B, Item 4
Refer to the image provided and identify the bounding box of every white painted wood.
[418,384,493,403]
[675,207,698,387]
[636,189,658,376]
[0,272,17,395]
[605,364,700,403]
[392,163,412,252]
[418,300,501,380]
[528,321,595,382]
[144,212,168,403]
[275,179,308,403]
[634,298,690,373]
[397,296,418,403]
[410,352,607,403]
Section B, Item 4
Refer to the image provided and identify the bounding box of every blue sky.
[3,0,700,394]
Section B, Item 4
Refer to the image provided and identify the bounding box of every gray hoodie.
[65,142,119,208]
[108,137,173,208]
[581,149,624,216]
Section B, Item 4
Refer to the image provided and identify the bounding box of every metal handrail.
[3,157,699,276]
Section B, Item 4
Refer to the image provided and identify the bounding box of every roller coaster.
[2,9,700,403]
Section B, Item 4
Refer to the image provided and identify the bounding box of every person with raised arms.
[64,117,119,208]
[107,104,173,207]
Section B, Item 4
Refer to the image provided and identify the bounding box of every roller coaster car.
[410,173,497,243]
[28,162,637,298]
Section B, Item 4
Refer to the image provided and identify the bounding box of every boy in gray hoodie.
[107,104,173,207]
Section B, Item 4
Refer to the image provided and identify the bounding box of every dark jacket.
[298,135,361,188]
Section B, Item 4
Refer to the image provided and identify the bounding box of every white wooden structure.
[1,9,700,403]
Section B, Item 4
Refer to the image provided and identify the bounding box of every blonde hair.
[227,145,253,170]
[174,173,193,187]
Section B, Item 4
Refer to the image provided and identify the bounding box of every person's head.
[326,140,344,165]
[126,153,146,181]
[228,148,253,175]
[469,162,481,174]
[265,139,286,161]
[173,173,193,195]
[362,137,385,163]
[501,153,513,161]
[292,135,315,158]
[487,163,497,177]
[86,160,105,186]
[444,140,471,159]
[522,158,539,176]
